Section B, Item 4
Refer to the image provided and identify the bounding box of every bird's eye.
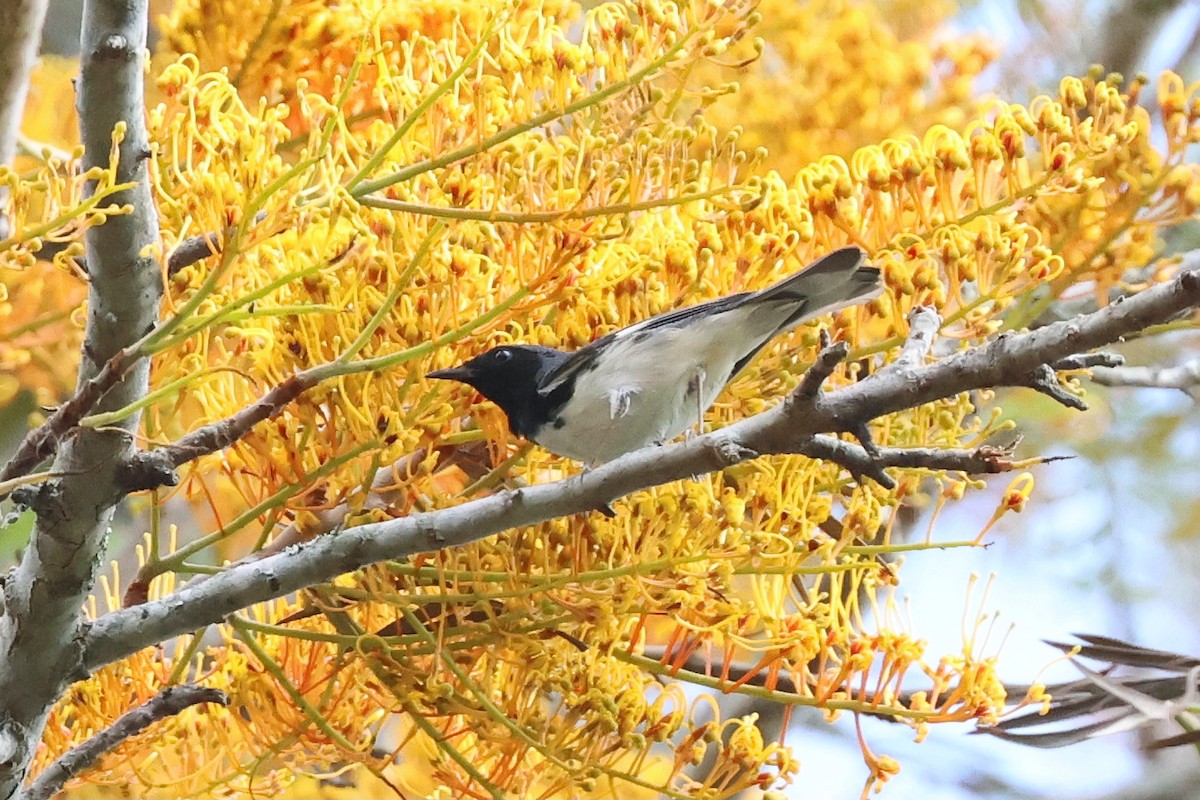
[493,348,513,363]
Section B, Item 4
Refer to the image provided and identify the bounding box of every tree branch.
[24,685,228,800]
[799,435,1022,489]
[0,344,139,502]
[794,338,849,399]
[80,258,1200,674]
[1092,360,1200,399]
[0,0,50,238]
[889,306,940,371]
[0,1,163,796]
[118,371,322,493]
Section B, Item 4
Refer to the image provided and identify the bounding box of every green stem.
[166,627,210,684]
[611,650,940,720]
[305,283,530,383]
[81,367,219,428]
[141,156,322,354]
[230,616,361,752]
[229,0,283,89]
[151,441,376,573]
[308,604,506,800]
[399,696,505,799]
[338,222,445,362]
[840,540,981,555]
[0,180,135,251]
[345,21,497,193]
[0,309,74,341]
[457,443,532,497]
[349,35,692,198]
[357,186,739,223]
[155,262,327,350]
[399,607,573,770]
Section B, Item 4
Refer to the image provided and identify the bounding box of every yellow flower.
[19,0,1200,797]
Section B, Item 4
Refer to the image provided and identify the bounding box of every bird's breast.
[530,325,749,463]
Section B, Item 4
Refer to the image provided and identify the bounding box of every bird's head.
[428,344,568,435]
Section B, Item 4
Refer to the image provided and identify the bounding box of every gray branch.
[1092,360,1200,400]
[80,257,1200,674]
[0,1,48,168]
[0,0,50,238]
[0,1,162,797]
[24,685,227,800]
[889,306,941,371]
[799,435,1021,489]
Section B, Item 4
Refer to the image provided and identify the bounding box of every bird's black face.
[428,345,569,437]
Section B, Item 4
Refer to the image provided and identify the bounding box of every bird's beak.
[427,365,474,383]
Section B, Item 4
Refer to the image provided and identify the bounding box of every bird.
[428,246,882,464]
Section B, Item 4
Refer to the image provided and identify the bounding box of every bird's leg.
[683,368,708,483]
[684,367,707,441]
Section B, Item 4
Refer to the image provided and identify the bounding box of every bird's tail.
[753,247,883,325]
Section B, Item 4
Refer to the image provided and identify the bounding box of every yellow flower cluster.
[695,0,997,177]
[0,56,133,409]
[37,563,394,797]
[17,0,1200,797]
[158,0,567,136]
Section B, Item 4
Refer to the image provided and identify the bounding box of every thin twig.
[793,340,849,399]
[1092,360,1200,399]
[889,306,941,372]
[1025,363,1087,409]
[119,372,321,492]
[799,436,1021,489]
[25,684,228,800]
[165,212,267,276]
[1052,353,1124,371]
[0,344,139,502]
[80,262,1200,672]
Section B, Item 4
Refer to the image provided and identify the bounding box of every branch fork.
[25,685,228,800]
[64,259,1200,696]
[778,305,1124,489]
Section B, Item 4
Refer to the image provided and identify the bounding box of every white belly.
[531,325,747,464]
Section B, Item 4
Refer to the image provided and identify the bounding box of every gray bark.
[0,0,51,238]
[2,2,1200,794]
[0,0,48,165]
[0,1,160,797]
[82,260,1200,674]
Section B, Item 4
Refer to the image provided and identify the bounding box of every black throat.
[466,346,575,438]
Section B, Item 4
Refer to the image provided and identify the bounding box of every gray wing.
[537,247,876,397]
[536,290,754,396]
